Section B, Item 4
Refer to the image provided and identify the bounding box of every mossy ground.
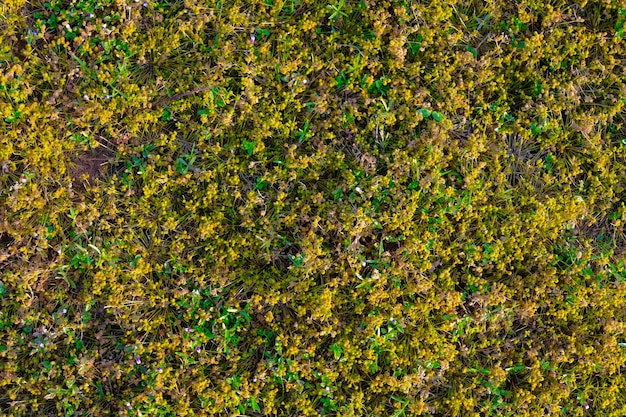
[1,0,626,416]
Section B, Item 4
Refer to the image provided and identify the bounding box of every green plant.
[390,395,409,417]
[242,140,256,156]
[176,144,197,174]
[2,0,626,415]
[327,0,348,21]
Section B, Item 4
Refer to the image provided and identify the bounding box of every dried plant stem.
[148,86,214,109]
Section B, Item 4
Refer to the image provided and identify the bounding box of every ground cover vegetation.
[1,0,626,415]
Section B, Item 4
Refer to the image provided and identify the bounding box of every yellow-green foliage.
[1,0,626,415]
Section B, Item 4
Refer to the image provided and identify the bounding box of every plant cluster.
[1,0,626,416]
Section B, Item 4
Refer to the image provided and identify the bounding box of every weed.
[2,1,626,416]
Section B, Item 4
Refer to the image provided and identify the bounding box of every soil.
[68,147,114,190]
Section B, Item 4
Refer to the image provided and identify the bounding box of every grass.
[2,0,626,416]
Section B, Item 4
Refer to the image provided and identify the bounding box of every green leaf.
[298,120,310,143]
[249,396,261,413]
[4,110,21,123]
[242,140,256,156]
[416,108,431,119]
[253,177,268,190]
[66,276,77,289]
[531,81,543,97]
[507,364,526,373]
[288,253,305,267]
[335,73,348,89]
[431,111,444,122]
[82,312,91,323]
[176,157,189,174]
[255,28,271,38]
[544,154,553,174]
[530,122,543,135]
[330,343,343,360]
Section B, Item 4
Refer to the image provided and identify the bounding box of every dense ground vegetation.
[1,0,626,415]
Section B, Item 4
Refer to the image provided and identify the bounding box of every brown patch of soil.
[68,147,114,190]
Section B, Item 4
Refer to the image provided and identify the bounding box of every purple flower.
[88,13,94,18]
[126,402,132,409]
[39,342,44,348]
[253,376,257,382]
[196,346,201,353]
[584,403,590,410]
[34,232,39,239]
[184,327,191,332]
[135,357,141,365]
[157,367,163,373]
[143,1,148,6]
[61,309,67,314]
[57,247,62,255]
[33,29,39,35]
[21,177,27,183]
[325,386,330,392]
